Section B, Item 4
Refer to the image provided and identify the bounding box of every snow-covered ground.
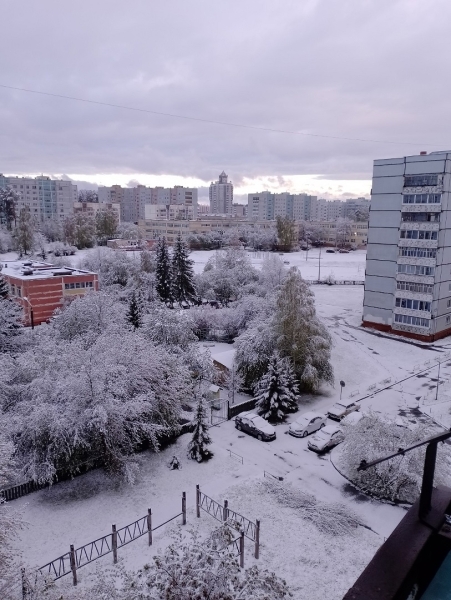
[8,247,451,598]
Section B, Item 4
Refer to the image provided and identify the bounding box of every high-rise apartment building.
[209,171,233,214]
[363,151,451,342]
[98,184,198,222]
[0,175,77,222]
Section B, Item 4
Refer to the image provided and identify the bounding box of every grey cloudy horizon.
[1,0,450,200]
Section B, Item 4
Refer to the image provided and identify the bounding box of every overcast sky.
[1,0,450,202]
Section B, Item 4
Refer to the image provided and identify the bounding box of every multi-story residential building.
[0,175,78,223]
[144,204,195,221]
[209,171,233,214]
[362,150,451,342]
[198,204,210,215]
[98,184,197,222]
[73,201,121,223]
[138,216,275,245]
[232,203,247,218]
[318,221,368,247]
[343,197,371,220]
[1,260,98,327]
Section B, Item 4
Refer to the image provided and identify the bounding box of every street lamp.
[22,296,34,329]
[318,244,322,282]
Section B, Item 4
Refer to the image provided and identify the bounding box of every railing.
[0,479,48,501]
[228,398,257,419]
[264,470,283,482]
[227,449,243,464]
[39,492,186,586]
[196,485,260,560]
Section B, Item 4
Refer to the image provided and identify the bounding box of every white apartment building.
[209,171,233,214]
[363,151,451,342]
[98,184,198,222]
[73,201,121,224]
[0,174,77,222]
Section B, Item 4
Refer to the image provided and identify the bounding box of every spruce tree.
[172,233,196,306]
[127,291,142,329]
[254,352,294,422]
[281,357,300,412]
[0,273,9,299]
[155,237,173,305]
[187,395,213,462]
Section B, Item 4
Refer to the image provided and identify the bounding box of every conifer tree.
[126,291,142,329]
[172,233,196,306]
[187,395,213,462]
[155,237,173,305]
[281,357,300,412]
[255,352,295,422]
[0,272,9,299]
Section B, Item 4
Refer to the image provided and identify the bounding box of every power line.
[0,83,440,147]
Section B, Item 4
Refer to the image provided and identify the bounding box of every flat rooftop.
[1,260,96,281]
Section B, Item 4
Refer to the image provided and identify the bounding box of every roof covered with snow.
[0,260,96,281]
[211,348,235,370]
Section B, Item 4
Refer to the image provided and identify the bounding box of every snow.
[6,246,451,598]
[210,348,235,370]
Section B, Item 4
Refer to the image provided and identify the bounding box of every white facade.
[209,171,233,214]
[0,174,77,222]
[98,184,198,222]
[363,151,451,341]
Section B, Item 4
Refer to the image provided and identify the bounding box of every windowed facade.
[394,314,430,328]
[404,174,439,187]
[403,194,441,204]
[401,212,440,223]
[395,298,431,311]
[396,281,433,294]
[397,264,434,276]
[399,247,437,259]
[399,230,438,240]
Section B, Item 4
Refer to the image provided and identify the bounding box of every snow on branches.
[255,352,299,422]
[187,394,213,462]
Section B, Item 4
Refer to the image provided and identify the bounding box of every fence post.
[196,484,200,518]
[69,544,77,586]
[112,524,118,564]
[147,509,152,546]
[255,519,260,559]
[223,499,228,522]
[182,492,186,525]
[239,532,245,568]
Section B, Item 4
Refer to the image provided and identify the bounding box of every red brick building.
[1,260,99,327]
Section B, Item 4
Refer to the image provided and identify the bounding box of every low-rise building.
[1,260,99,327]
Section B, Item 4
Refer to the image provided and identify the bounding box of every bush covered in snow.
[338,412,451,503]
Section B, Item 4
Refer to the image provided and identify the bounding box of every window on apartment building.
[394,313,430,328]
[397,281,433,294]
[86,281,93,288]
[399,230,438,240]
[403,194,441,204]
[399,247,437,258]
[401,212,440,223]
[397,264,435,276]
[395,298,431,311]
[404,174,439,187]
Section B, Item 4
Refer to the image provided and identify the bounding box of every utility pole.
[435,359,441,402]
[318,245,322,282]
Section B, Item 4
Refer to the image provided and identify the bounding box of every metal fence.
[0,480,48,502]
[39,492,186,586]
[196,485,260,561]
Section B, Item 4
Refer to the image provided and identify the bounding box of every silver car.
[288,412,327,438]
[308,425,344,453]
[327,401,359,421]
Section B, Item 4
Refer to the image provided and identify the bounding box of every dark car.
[235,411,276,441]
[326,249,335,253]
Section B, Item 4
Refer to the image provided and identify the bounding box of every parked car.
[327,400,360,421]
[308,425,344,453]
[288,412,327,438]
[235,412,276,441]
[338,249,350,253]
[326,249,335,253]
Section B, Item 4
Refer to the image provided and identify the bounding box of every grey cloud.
[0,0,449,188]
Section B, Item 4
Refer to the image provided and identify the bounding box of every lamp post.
[22,296,34,329]
[318,244,322,282]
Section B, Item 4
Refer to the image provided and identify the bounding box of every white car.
[308,425,344,453]
[288,412,327,438]
[327,401,360,421]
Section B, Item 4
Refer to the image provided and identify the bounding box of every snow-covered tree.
[95,208,119,245]
[0,298,23,354]
[339,412,451,503]
[14,208,36,255]
[276,216,296,252]
[143,306,197,351]
[0,228,13,253]
[274,268,333,392]
[0,436,24,600]
[72,213,96,249]
[171,233,196,306]
[78,189,98,203]
[7,330,190,483]
[41,219,63,242]
[187,394,213,462]
[255,352,298,422]
[0,273,9,299]
[126,291,143,329]
[335,218,353,248]
[140,249,156,273]
[0,187,17,231]
[155,237,173,305]
[79,247,140,288]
